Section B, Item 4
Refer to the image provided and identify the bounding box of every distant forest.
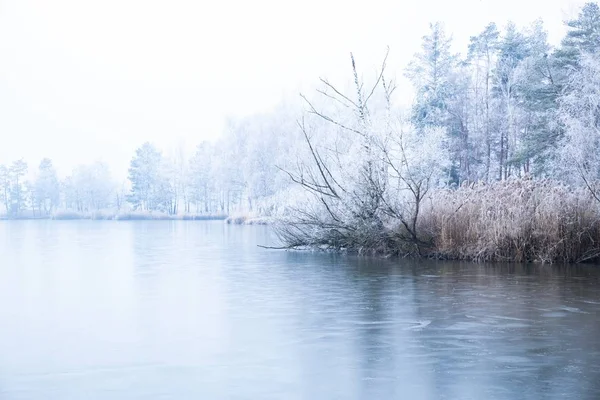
[3,3,600,262]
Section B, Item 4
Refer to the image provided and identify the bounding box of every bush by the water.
[225,214,273,225]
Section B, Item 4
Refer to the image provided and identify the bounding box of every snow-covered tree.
[557,52,600,201]
[554,2,600,78]
[188,141,215,213]
[510,20,559,176]
[407,22,465,184]
[63,162,115,212]
[0,165,10,214]
[407,22,457,129]
[277,50,450,254]
[493,22,531,180]
[467,22,500,181]
[8,159,28,216]
[128,142,164,212]
[33,158,60,215]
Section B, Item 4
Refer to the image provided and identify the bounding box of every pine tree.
[554,2,600,82]
[407,22,457,129]
[407,22,459,182]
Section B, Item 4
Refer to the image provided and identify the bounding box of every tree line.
[0,108,300,218]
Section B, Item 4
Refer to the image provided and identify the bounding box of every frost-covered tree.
[277,50,450,255]
[174,143,190,214]
[8,159,28,216]
[128,142,164,211]
[407,23,462,183]
[63,162,114,212]
[407,22,457,129]
[554,2,600,77]
[510,20,559,175]
[114,179,131,212]
[493,22,531,180]
[159,157,179,215]
[557,52,600,201]
[33,158,60,215]
[242,120,278,210]
[188,141,215,213]
[0,165,10,214]
[211,124,246,214]
[467,22,500,181]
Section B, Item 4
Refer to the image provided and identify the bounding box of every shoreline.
[0,213,229,221]
[0,213,274,224]
[1,215,597,264]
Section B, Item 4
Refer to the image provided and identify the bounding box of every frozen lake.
[1,220,599,399]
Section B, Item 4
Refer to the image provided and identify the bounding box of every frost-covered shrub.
[275,52,451,255]
[225,214,248,224]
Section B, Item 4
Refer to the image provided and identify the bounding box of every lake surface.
[0,221,599,399]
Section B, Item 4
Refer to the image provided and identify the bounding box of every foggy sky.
[0,0,585,179]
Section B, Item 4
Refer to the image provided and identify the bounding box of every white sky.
[0,0,586,179]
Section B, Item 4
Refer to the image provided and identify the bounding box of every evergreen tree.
[554,2,600,82]
[512,20,559,176]
[407,22,457,129]
[407,22,459,182]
